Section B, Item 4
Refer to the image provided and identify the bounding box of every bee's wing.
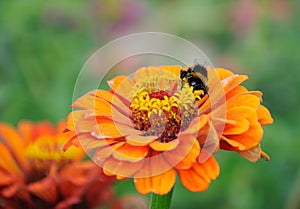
[193,58,202,66]
[193,58,207,67]
[193,58,208,81]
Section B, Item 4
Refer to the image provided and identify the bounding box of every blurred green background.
[1,0,300,209]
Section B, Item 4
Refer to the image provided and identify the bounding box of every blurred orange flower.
[64,65,272,195]
[0,121,115,209]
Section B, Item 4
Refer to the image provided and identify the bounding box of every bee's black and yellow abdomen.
[186,74,208,94]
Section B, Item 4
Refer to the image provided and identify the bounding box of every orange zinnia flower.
[0,121,115,209]
[65,66,223,195]
[64,65,272,195]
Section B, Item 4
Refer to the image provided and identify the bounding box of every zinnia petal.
[27,175,57,203]
[226,93,260,110]
[215,68,234,80]
[178,156,219,192]
[0,123,28,171]
[126,135,157,146]
[108,75,134,104]
[238,144,265,162]
[150,139,179,151]
[134,168,176,195]
[222,74,248,93]
[0,144,23,176]
[92,121,134,139]
[113,143,149,162]
[103,156,143,177]
[222,107,263,150]
[257,105,274,125]
[164,137,200,170]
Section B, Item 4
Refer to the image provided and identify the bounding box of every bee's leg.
[180,79,185,89]
[180,69,187,89]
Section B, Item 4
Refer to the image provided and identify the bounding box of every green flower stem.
[150,187,174,209]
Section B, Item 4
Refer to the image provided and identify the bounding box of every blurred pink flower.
[270,0,291,21]
[89,0,145,36]
[229,0,258,37]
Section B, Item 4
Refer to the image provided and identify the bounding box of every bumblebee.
[180,61,209,96]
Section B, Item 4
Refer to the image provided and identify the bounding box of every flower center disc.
[25,136,82,169]
[128,68,201,143]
